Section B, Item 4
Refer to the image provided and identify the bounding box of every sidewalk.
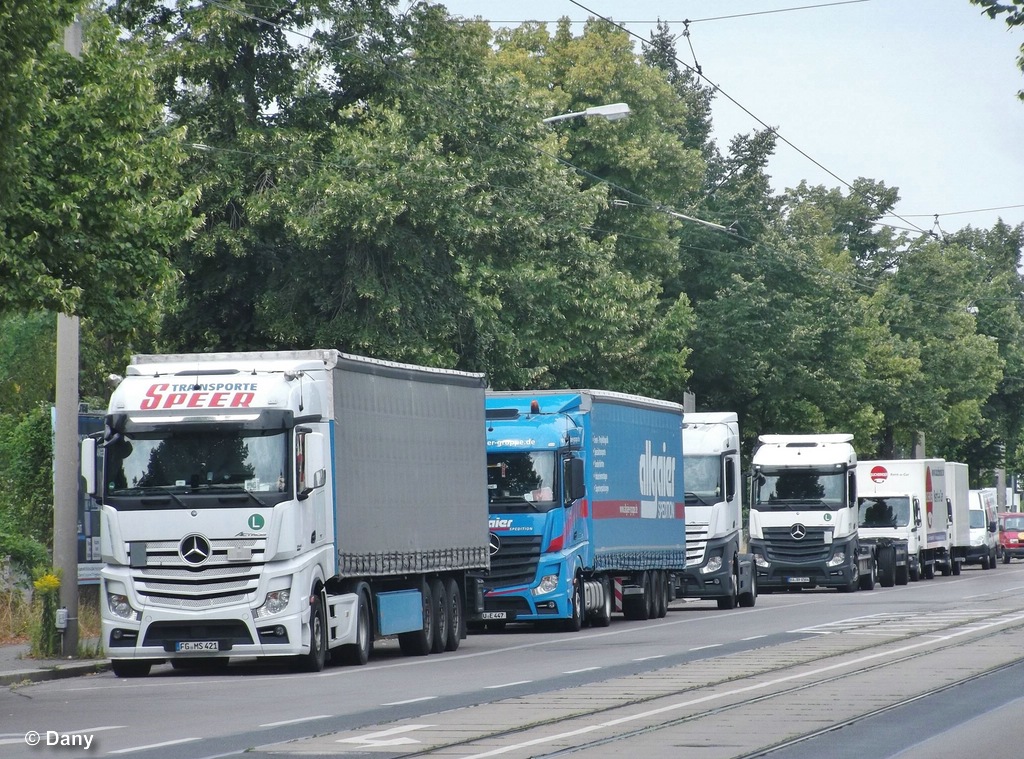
[0,642,109,686]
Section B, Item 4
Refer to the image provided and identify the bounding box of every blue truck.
[472,389,687,630]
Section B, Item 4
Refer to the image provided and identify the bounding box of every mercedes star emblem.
[489,533,501,556]
[790,524,807,541]
[179,534,212,565]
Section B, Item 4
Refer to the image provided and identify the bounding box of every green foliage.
[0,407,55,547]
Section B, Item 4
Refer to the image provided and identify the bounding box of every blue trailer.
[472,389,687,630]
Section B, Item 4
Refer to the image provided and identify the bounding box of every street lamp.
[542,102,631,124]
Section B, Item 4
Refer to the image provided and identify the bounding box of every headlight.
[254,588,291,619]
[532,574,560,596]
[701,556,723,574]
[827,551,846,567]
[106,589,139,621]
[754,555,770,568]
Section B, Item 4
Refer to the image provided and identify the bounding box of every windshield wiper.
[685,491,713,506]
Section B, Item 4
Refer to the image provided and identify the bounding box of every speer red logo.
[870,465,888,483]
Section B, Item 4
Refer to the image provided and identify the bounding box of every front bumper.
[749,538,857,589]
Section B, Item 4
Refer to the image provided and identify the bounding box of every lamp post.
[542,102,631,124]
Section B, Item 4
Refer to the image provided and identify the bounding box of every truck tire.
[877,547,896,587]
[336,590,371,666]
[1004,551,1011,565]
[656,571,669,618]
[561,575,584,633]
[111,660,153,678]
[443,577,464,651]
[923,561,935,579]
[588,575,612,628]
[398,582,434,656]
[717,567,738,609]
[622,573,650,620]
[858,555,876,590]
[429,578,448,654]
[982,552,991,570]
[896,559,910,585]
[910,556,921,582]
[738,573,757,608]
[952,559,961,576]
[297,587,327,672]
[991,548,999,569]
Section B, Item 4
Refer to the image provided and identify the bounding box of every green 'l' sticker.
[248,514,265,530]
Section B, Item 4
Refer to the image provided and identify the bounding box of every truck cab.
[676,412,755,608]
[749,434,872,592]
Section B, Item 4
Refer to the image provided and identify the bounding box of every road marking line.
[109,738,202,753]
[336,725,434,747]
[564,667,602,674]
[688,644,723,652]
[485,680,532,689]
[259,715,332,727]
[381,696,438,706]
[633,655,667,661]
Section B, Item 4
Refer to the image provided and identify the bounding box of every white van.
[967,488,1000,569]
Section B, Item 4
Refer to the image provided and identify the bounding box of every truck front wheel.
[111,660,153,678]
[297,588,327,672]
[877,547,896,587]
[398,581,434,656]
[561,575,584,633]
[336,590,371,666]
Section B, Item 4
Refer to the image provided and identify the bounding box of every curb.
[0,660,110,687]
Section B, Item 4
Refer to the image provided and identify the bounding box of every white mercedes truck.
[749,434,874,592]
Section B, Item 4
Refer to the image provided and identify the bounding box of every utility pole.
[54,18,82,657]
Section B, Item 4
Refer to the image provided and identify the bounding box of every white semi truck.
[856,459,952,582]
[749,434,875,592]
[675,413,755,609]
[80,350,490,677]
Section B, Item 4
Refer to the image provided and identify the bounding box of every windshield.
[104,428,289,498]
[753,469,846,510]
[969,509,988,529]
[1003,515,1024,531]
[684,455,720,505]
[859,496,911,528]
[487,451,556,513]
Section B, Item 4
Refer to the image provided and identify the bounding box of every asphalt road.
[3,563,1024,759]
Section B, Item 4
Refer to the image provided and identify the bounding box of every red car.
[999,512,1024,563]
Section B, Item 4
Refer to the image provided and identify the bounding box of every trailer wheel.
[588,575,612,627]
[398,581,433,656]
[561,574,584,632]
[443,577,464,651]
[336,590,371,666]
[656,571,669,618]
[297,587,327,672]
[622,573,650,620]
[429,578,448,654]
[111,660,153,678]
[877,547,896,587]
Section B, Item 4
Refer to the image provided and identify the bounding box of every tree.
[1,7,197,327]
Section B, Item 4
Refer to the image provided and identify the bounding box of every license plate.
[481,611,507,620]
[176,641,219,652]
[786,577,810,584]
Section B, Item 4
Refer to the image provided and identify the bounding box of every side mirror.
[297,430,326,500]
[80,436,97,496]
[724,457,737,501]
[566,457,586,503]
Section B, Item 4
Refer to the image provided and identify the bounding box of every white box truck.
[856,459,951,582]
[945,462,970,575]
[749,434,875,592]
[81,350,490,677]
[675,413,755,608]
[966,487,1000,568]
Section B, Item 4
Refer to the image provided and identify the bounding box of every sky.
[431,0,1024,236]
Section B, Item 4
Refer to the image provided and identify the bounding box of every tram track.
[382,603,1024,759]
